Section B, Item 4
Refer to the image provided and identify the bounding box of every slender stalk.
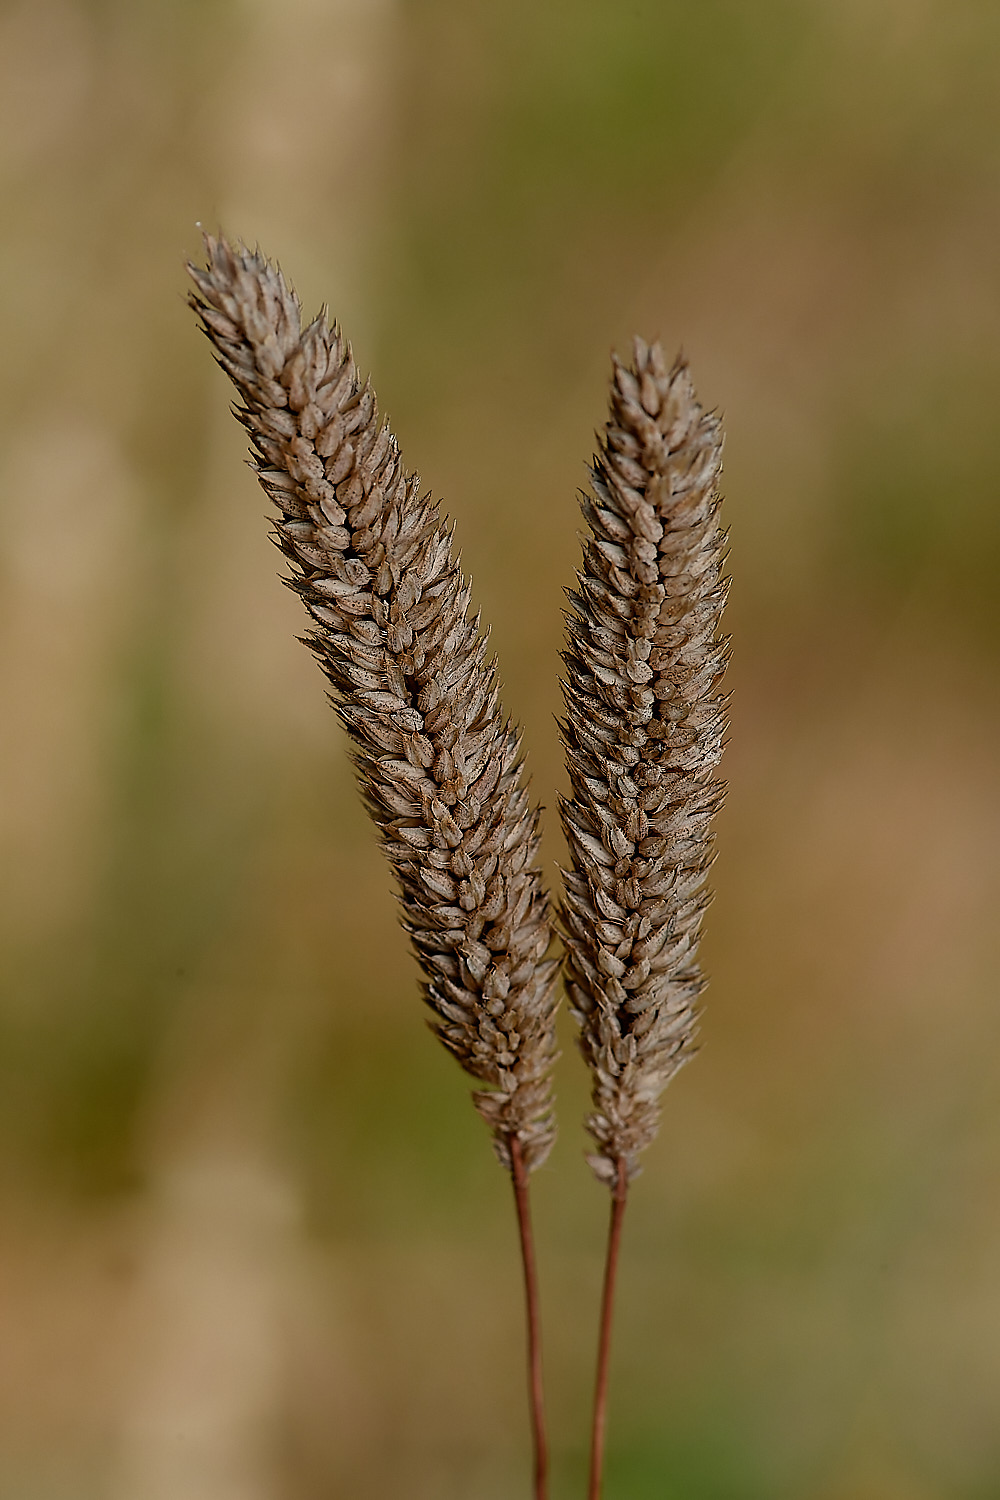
[510,1134,549,1500]
[587,1158,629,1500]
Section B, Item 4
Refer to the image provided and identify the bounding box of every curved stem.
[510,1136,549,1500]
[587,1158,629,1500]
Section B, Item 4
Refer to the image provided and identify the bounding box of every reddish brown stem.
[587,1158,629,1500]
[510,1136,549,1500]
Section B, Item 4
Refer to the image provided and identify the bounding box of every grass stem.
[587,1158,628,1500]
[511,1135,549,1500]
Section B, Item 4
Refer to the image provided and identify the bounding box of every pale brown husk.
[188,235,558,1171]
[559,339,729,1184]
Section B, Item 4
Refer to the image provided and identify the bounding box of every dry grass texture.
[187,241,731,1499]
[187,235,559,1174]
[560,341,729,1185]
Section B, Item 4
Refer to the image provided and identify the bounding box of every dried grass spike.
[188,234,559,1174]
[559,338,729,1186]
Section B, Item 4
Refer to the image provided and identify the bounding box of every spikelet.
[559,339,729,1185]
[188,235,559,1171]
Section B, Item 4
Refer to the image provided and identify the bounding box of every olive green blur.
[1,1,999,1496]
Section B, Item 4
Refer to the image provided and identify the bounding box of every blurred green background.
[2,0,999,1496]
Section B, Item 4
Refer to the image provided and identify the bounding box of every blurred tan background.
[2,1,999,1496]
